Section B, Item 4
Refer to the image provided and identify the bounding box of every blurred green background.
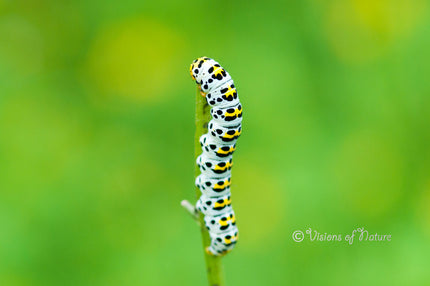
[1,0,430,285]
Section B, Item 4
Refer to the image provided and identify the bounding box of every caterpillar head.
[189,56,211,83]
[190,57,232,94]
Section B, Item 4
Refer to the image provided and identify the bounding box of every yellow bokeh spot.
[323,0,428,63]
[86,18,185,103]
[353,0,427,35]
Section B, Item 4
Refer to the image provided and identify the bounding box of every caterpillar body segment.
[196,194,232,216]
[196,154,233,178]
[208,120,242,143]
[195,174,231,197]
[210,103,243,126]
[203,210,237,234]
[200,134,236,159]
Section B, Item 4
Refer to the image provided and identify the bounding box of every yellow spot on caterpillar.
[224,108,242,118]
[213,161,233,172]
[196,56,209,62]
[219,214,236,226]
[212,66,224,77]
[189,63,195,80]
[224,86,236,99]
[222,130,241,140]
[213,179,231,190]
[217,146,235,156]
[214,197,232,209]
[219,220,228,227]
[224,233,239,245]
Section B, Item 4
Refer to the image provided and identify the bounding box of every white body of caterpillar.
[190,57,242,256]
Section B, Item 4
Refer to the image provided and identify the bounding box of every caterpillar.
[190,57,242,256]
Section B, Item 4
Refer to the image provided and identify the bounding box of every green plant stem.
[195,87,226,286]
